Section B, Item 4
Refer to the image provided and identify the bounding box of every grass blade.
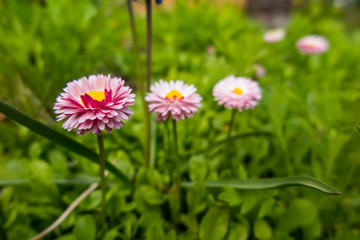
[195,131,274,155]
[0,100,132,187]
[0,178,98,186]
[182,177,341,195]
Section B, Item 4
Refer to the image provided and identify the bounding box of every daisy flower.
[296,35,329,55]
[54,74,135,135]
[213,75,261,111]
[263,28,286,43]
[145,80,202,122]
[253,63,266,79]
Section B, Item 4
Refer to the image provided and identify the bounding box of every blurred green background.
[0,0,360,239]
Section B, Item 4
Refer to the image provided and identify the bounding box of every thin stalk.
[126,0,144,98]
[144,0,152,168]
[97,134,106,222]
[222,109,237,170]
[226,109,237,148]
[126,0,150,168]
[145,0,152,92]
[170,118,181,222]
[172,119,180,188]
[30,182,99,240]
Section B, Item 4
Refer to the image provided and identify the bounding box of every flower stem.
[223,109,237,171]
[145,0,152,168]
[97,133,106,222]
[170,119,181,222]
[126,0,144,99]
[172,119,180,188]
[145,0,152,92]
[226,109,237,147]
[127,0,150,168]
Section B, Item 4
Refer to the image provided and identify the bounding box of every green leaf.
[182,177,341,195]
[258,199,276,218]
[254,219,272,240]
[0,100,131,187]
[147,225,165,240]
[73,215,96,240]
[196,132,273,154]
[218,188,242,206]
[0,178,98,186]
[186,182,207,214]
[277,198,318,232]
[199,207,230,240]
[104,228,120,240]
[226,223,248,240]
[6,225,37,240]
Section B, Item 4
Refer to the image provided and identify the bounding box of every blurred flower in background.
[263,28,286,43]
[296,35,329,55]
[54,74,135,135]
[145,80,202,122]
[253,63,266,79]
[213,75,262,111]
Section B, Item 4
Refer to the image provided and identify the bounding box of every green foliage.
[73,215,96,240]
[0,0,360,240]
[199,207,230,240]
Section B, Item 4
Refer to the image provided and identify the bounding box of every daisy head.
[263,28,286,43]
[145,80,202,122]
[213,75,262,111]
[296,35,329,55]
[253,63,266,79]
[54,74,135,135]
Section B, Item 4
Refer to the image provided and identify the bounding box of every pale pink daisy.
[263,28,286,43]
[253,63,266,79]
[296,35,329,55]
[145,80,202,122]
[213,75,261,111]
[54,74,135,135]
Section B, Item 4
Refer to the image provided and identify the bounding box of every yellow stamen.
[270,30,277,35]
[87,91,105,101]
[165,89,183,101]
[233,88,243,95]
[81,91,106,106]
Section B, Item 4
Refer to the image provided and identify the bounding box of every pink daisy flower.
[263,28,285,43]
[54,74,135,135]
[296,35,329,55]
[253,63,266,79]
[145,80,202,122]
[213,75,262,111]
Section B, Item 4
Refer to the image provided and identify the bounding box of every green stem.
[144,0,152,168]
[223,109,237,170]
[97,134,106,222]
[127,0,150,168]
[172,119,180,188]
[145,0,152,92]
[170,119,181,223]
[126,0,144,99]
[226,109,237,148]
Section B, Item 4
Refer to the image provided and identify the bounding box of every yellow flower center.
[233,88,243,95]
[307,43,316,48]
[81,91,105,106]
[269,30,277,35]
[165,89,183,101]
[87,90,105,101]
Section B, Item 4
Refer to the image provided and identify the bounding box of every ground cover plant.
[0,0,359,239]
